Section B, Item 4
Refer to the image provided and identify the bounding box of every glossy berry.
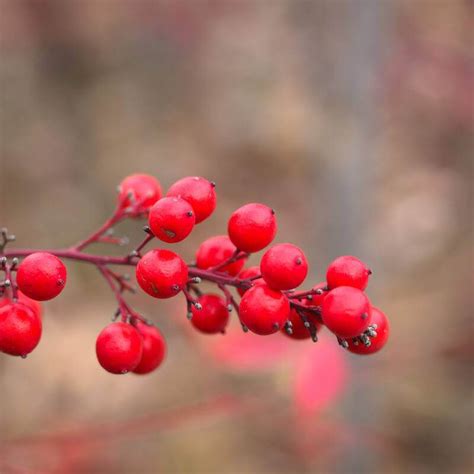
[118,173,162,216]
[167,176,216,223]
[191,294,229,334]
[283,307,322,340]
[239,284,290,336]
[322,286,371,338]
[227,203,277,253]
[0,303,42,356]
[148,196,195,243]
[136,249,188,299]
[260,243,308,290]
[16,252,67,301]
[326,255,371,290]
[133,322,167,374]
[96,322,143,374]
[196,235,246,276]
[0,291,42,320]
[346,307,389,355]
[237,266,263,296]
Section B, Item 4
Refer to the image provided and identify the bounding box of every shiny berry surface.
[346,307,389,355]
[133,322,167,374]
[322,286,371,338]
[118,173,162,215]
[239,284,290,336]
[237,266,263,296]
[191,294,229,334]
[0,291,42,320]
[260,243,308,290]
[167,176,216,223]
[16,252,67,301]
[96,322,143,374]
[227,203,277,253]
[136,249,188,298]
[326,255,371,290]
[148,196,195,243]
[0,303,42,356]
[196,235,245,276]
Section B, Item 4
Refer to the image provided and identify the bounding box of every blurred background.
[0,1,472,473]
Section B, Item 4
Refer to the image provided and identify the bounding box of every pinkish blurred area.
[0,1,472,473]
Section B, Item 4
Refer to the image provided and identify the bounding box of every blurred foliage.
[0,1,473,473]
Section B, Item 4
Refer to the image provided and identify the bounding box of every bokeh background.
[1,1,473,473]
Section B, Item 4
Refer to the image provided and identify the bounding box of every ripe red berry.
[148,196,195,243]
[167,176,216,224]
[239,284,290,335]
[133,322,167,374]
[237,266,263,296]
[0,302,42,356]
[16,252,67,301]
[227,203,277,253]
[96,322,143,374]
[345,307,390,355]
[322,286,371,338]
[283,307,322,340]
[136,249,188,298]
[0,291,42,320]
[326,255,371,290]
[196,235,246,276]
[191,294,229,334]
[260,243,308,290]
[118,173,162,216]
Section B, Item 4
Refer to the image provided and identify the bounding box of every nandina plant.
[0,173,390,375]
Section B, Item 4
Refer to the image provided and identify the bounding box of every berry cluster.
[1,173,390,376]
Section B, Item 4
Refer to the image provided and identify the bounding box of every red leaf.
[293,333,348,417]
[203,325,291,372]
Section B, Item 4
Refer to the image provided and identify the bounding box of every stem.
[131,232,154,257]
[2,248,249,289]
[209,249,248,272]
[290,300,323,323]
[287,287,328,300]
[97,265,132,321]
[73,209,125,251]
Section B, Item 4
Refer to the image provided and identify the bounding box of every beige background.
[0,1,472,473]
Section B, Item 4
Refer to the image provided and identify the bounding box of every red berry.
[148,196,195,243]
[191,294,229,334]
[133,322,166,374]
[345,307,389,355]
[167,176,216,223]
[16,252,67,301]
[96,322,143,374]
[227,203,277,253]
[196,235,246,276]
[326,255,371,290]
[237,266,263,296]
[321,286,371,338]
[0,302,42,356]
[0,291,42,320]
[239,284,290,335]
[136,249,188,298]
[118,174,162,216]
[260,243,308,290]
[283,307,322,340]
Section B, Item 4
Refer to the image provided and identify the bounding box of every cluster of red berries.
[1,173,390,377]
[0,252,65,357]
[96,321,165,374]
